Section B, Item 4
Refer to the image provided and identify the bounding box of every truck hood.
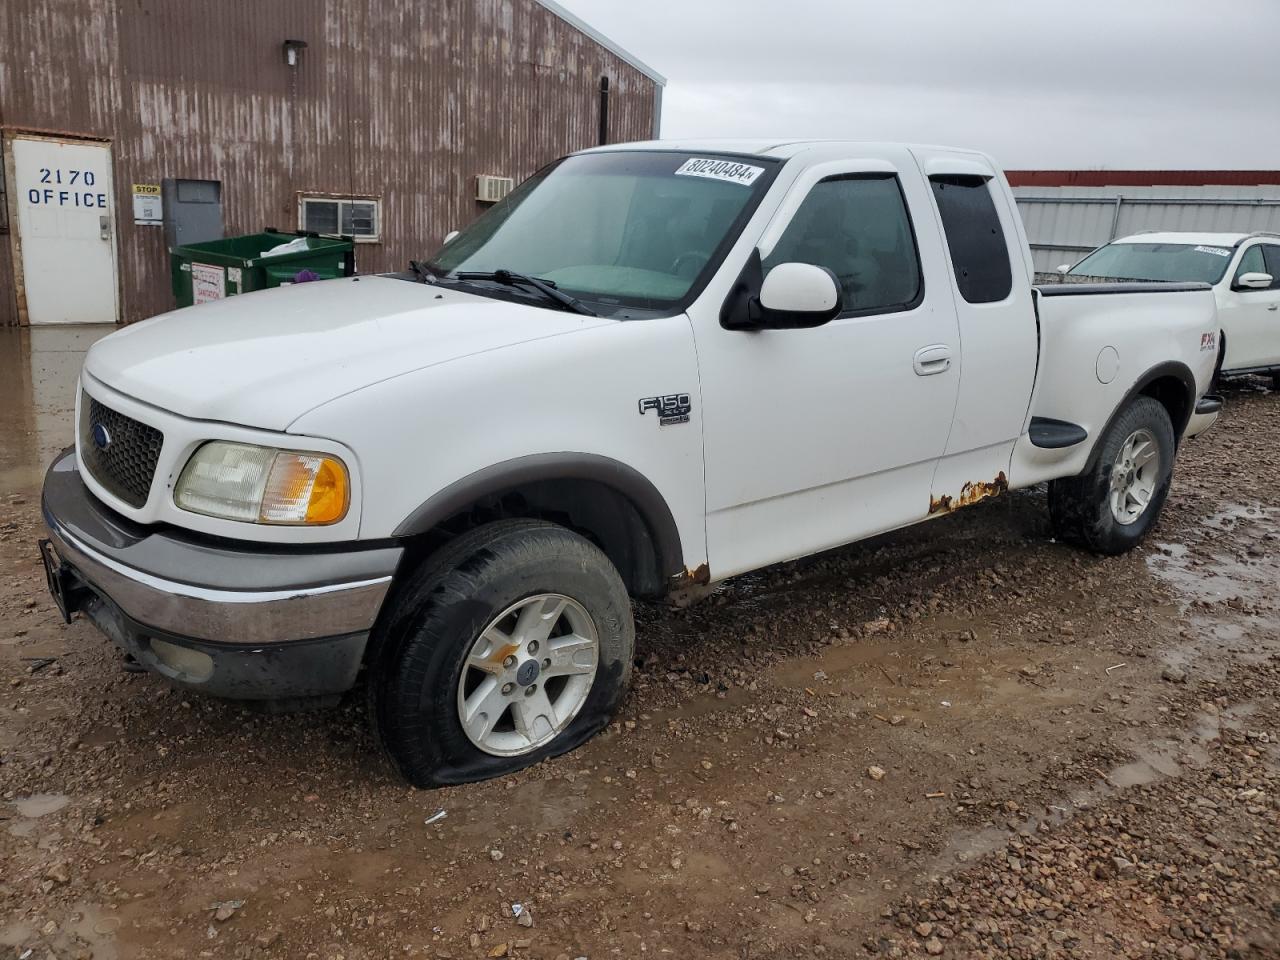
[84,276,611,432]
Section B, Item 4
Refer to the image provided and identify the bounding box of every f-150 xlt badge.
[638,393,691,426]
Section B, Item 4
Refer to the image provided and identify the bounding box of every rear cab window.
[929,175,1013,304]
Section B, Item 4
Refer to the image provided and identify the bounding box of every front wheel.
[368,519,634,787]
[1048,395,1175,555]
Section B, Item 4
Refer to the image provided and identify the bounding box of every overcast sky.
[557,0,1280,170]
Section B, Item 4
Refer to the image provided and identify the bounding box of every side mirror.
[443,230,459,245]
[1235,272,1273,290]
[758,262,841,319]
[719,249,842,330]
[1055,263,1071,275]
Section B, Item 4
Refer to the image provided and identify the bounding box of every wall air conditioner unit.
[476,175,515,203]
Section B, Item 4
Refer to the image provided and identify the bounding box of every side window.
[1234,245,1265,284]
[929,175,1013,304]
[300,196,381,242]
[763,174,922,316]
[1263,246,1280,289]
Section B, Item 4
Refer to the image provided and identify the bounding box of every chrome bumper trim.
[46,517,392,645]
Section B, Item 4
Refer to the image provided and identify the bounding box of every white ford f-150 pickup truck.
[40,140,1223,786]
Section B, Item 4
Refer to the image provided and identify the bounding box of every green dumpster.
[170,230,356,308]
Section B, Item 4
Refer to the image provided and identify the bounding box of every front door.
[10,135,118,324]
[1222,243,1280,370]
[696,153,962,580]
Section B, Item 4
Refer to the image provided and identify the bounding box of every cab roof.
[581,138,987,161]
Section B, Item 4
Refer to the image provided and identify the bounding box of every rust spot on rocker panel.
[666,562,712,608]
[929,471,1009,515]
[678,563,711,586]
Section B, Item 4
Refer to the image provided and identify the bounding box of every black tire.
[1047,395,1176,556]
[367,519,633,788]
[1271,371,1280,393]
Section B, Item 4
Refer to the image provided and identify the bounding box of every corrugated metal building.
[0,0,663,326]
[1007,170,1280,274]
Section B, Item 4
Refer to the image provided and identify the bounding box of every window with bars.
[299,196,380,242]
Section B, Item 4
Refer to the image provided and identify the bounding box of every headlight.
[174,441,350,525]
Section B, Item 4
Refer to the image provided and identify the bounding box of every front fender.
[286,314,708,569]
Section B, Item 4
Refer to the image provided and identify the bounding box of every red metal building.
[0,0,664,325]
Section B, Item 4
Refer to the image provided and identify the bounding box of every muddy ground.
[1,326,1278,959]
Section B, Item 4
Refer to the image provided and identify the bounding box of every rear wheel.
[1048,396,1175,555]
[368,519,634,787]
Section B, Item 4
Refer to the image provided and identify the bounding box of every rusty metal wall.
[1013,185,1280,273]
[0,0,659,325]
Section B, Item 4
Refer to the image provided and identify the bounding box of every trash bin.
[170,229,356,308]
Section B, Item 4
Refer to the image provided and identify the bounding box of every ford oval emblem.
[91,423,112,451]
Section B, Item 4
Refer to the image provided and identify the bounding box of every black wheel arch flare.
[391,453,685,599]
[1081,359,1197,474]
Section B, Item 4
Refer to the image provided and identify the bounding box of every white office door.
[11,136,118,324]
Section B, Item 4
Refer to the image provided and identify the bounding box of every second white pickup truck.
[1064,231,1280,386]
[41,140,1222,786]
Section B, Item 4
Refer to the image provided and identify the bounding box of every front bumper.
[41,449,402,699]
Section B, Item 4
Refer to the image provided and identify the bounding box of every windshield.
[426,151,779,314]
[1069,241,1235,284]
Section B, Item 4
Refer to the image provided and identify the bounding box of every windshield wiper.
[455,269,596,316]
[408,260,437,284]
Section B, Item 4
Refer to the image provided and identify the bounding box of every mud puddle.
[0,903,121,960]
[1149,503,1277,604]
[11,793,69,819]
[5,793,70,842]
[1148,502,1280,679]
[928,700,1255,876]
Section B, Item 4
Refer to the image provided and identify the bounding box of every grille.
[80,395,164,508]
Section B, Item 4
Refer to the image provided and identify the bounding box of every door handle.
[913,344,952,376]
[1268,304,1278,311]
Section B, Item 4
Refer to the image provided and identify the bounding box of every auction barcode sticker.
[674,157,764,186]
[1193,245,1231,257]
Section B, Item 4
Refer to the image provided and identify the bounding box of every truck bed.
[1035,281,1212,297]
[1012,280,1220,488]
